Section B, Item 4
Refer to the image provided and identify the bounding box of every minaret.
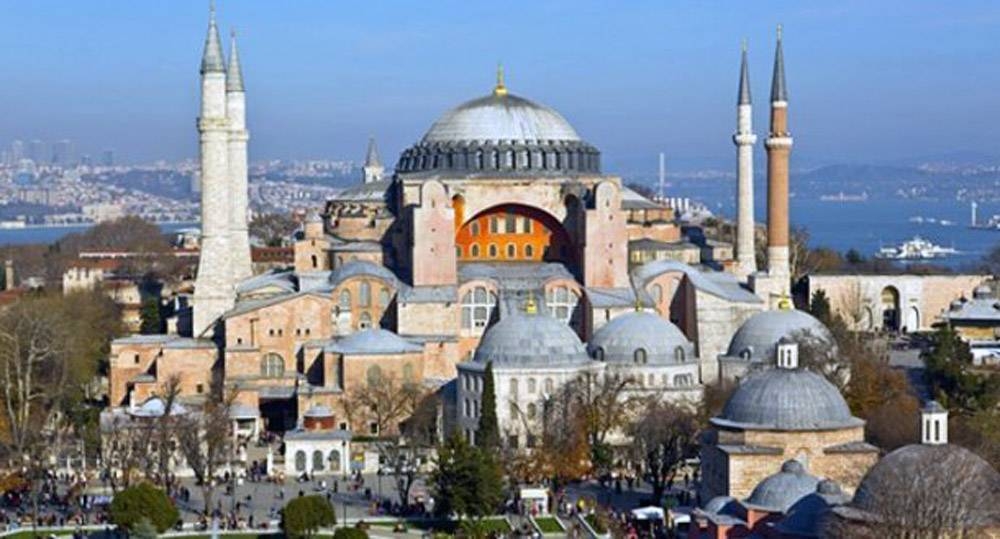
[733,40,758,278]
[765,25,792,285]
[193,4,234,336]
[362,137,384,184]
[227,29,252,282]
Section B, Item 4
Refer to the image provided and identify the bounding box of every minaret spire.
[770,24,788,104]
[362,137,385,184]
[764,23,793,295]
[226,29,244,92]
[200,1,225,74]
[733,40,758,278]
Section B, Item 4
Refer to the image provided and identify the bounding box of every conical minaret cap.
[226,30,244,92]
[365,137,382,168]
[770,25,788,103]
[200,3,226,74]
[738,40,752,105]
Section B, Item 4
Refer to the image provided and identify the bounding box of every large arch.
[455,203,574,265]
[881,286,900,332]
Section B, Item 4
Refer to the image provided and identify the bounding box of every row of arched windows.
[338,282,391,310]
[508,377,555,396]
[293,449,342,472]
[459,243,536,259]
[461,286,497,331]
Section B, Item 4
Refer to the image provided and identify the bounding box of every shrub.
[333,528,369,539]
[109,483,179,533]
[281,494,337,538]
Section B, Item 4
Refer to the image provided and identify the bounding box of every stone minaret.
[193,5,234,336]
[362,137,384,184]
[733,40,757,278]
[765,25,792,283]
[227,30,252,282]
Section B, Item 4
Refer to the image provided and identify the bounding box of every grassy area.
[1,530,74,539]
[533,516,564,534]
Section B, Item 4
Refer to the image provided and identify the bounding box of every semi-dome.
[847,444,1000,529]
[397,74,600,176]
[474,312,590,368]
[712,367,861,431]
[724,309,834,363]
[587,311,695,364]
[745,460,820,513]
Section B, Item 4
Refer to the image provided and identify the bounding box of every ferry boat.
[876,236,959,260]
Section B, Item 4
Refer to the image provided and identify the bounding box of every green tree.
[139,297,162,334]
[281,495,337,538]
[475,362,500,450]
[131,517,159,539]
[431,436,504,518]
[809,289,833,326]
[924,326,1000,414]
[109,483,179,533]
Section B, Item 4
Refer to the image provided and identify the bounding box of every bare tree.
[346,372,422,436]
[837,280,870,331]
[376,392,439,506]
[177,383,237,516]
[629,400,700,504]
[151,376,183,485]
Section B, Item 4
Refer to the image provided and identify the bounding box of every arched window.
[527,378,537,394]
[471,244,480,257]
[471,222,480,236]
[525,245,534,258]
[675,346,686,362]
[312,450,325,471]
[488,244,498,258]
[358,312,372,329]
[594,347,605,361]
[546,286,579,324]
[359,281,371,307]
[634,348,647,365]
[461,286,497,331]
[329,450,341,472]
[339,289,351,309]
[509,378,519,396]
[522,217,532,234]
[544,378,554,394]
[526,403,537,419]
[295,450,306,472]
[739,347,753,360]
[261,353,284,378]
[402,363,415,385]
[311,255,318,269]
[673,374,693,386]
[506,244,516,258]
[366,365,383,387]
[490,217,499,234]
[379,288,391,308]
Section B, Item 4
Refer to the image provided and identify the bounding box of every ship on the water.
[876,236,959,260]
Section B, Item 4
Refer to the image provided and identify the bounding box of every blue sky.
[0,0,998,172]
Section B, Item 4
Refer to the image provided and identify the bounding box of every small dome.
[724,309,834,362]
[776,480,850,537]
[703,496,740,516]
[474,313,590,368]
[130,397,189,418]
[745,459,819,513]
[587,311,694,363]
[850,444,1000,529]
[712,367,861,431]
[325,328,423,355]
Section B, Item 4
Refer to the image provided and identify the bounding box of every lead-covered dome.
[397,79,600,176]
[474,312,590,368]
[587,311,695,364]
[712,367,861,431]
[724,309,834,363]
[745,460,820,513]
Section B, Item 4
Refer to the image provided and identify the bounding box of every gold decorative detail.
[635,295,643,312]
[777,295,792,310]
[494,63,507,97]
[525,291,537,314]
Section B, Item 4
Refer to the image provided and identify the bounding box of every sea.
[0,195,995,271]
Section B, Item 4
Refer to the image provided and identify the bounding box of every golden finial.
[635,295,643,312]
[777,294,792,310]
[494,62,508,97]
[776,23,783,41]
[525,291,537,315]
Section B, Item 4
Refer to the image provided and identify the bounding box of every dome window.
[634,348,647,365]
[674,346,686,362]
[777,340,798,369]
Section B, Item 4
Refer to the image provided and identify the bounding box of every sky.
[0,0,999,172]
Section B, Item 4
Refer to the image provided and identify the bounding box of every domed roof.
[724,309,834,362]
[303,405,334,418]
[745,460,819,513]
[712,367,861,431]
[474,313,590,368]
[849,444,1000,528]
[325,328,423,356]
[775,480,850,536]
[588,311,695,364]
[423,93,581,144]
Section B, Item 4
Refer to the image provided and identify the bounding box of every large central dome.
[396,74,600,176]
[422,93,581,144]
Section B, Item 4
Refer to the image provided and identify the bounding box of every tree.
[431,436,504,519]
[629,400,700,504]
[346,372,422,437]
[923,326,1000,414]
[177,382,237,515]
[281,495,337,538]
[109,482,180,533]
[332,529,368,539]
[377,391,440,507]
[474,362,500,451]
[809,289,833,326]
[250,212,299,247]
[139,297,162,334]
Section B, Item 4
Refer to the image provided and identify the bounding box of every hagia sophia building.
[104,7,998,519]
